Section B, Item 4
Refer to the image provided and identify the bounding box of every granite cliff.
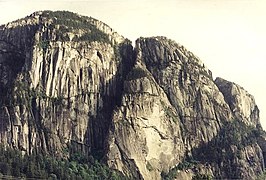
[0,11,265,179]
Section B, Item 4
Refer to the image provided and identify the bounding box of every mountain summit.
[0,11,265,179]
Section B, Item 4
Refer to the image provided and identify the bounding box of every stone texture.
[106,64,185,179]
[106,37,266,179]
[0,11,133,157]
[215,77,260,127]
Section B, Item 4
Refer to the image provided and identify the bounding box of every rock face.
[0,11,133,157]
[106,37,266,179]
[215,77,260,127]
[0,11,265,180]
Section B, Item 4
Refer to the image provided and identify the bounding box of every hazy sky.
[0,0,266,129]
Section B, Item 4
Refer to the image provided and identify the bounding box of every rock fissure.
[141,124,169,140]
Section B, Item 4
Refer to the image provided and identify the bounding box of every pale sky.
[0,0,266,129]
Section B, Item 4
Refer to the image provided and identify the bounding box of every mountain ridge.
[0,11,265,180]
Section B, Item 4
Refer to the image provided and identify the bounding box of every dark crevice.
[97,51,103,60]
[88,40,136,160]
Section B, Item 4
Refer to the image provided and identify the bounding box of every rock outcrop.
[215,77,260,127]
[106,37,266,179]
[0,11,265,180]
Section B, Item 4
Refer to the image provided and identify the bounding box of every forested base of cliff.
[0,145,127,179]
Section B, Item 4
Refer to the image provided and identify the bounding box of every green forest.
[42,10,111,43]
[0,146,127,179]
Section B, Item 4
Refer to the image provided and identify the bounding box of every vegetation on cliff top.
[41,11,111,43]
